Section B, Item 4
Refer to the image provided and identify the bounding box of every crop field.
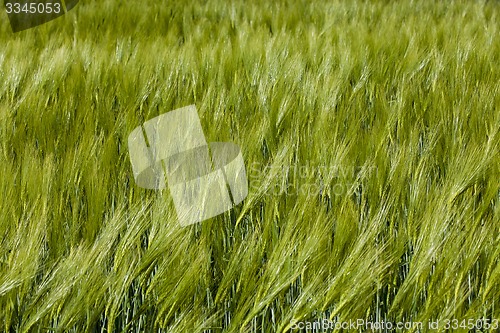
[0,0,499,332]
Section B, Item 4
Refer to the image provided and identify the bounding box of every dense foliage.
[0,0,499,331]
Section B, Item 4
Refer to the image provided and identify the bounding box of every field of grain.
[0,0,499,332]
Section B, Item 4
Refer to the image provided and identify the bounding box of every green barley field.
[1,0,499,332]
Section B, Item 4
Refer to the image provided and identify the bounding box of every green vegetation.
[1,0,499,331]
